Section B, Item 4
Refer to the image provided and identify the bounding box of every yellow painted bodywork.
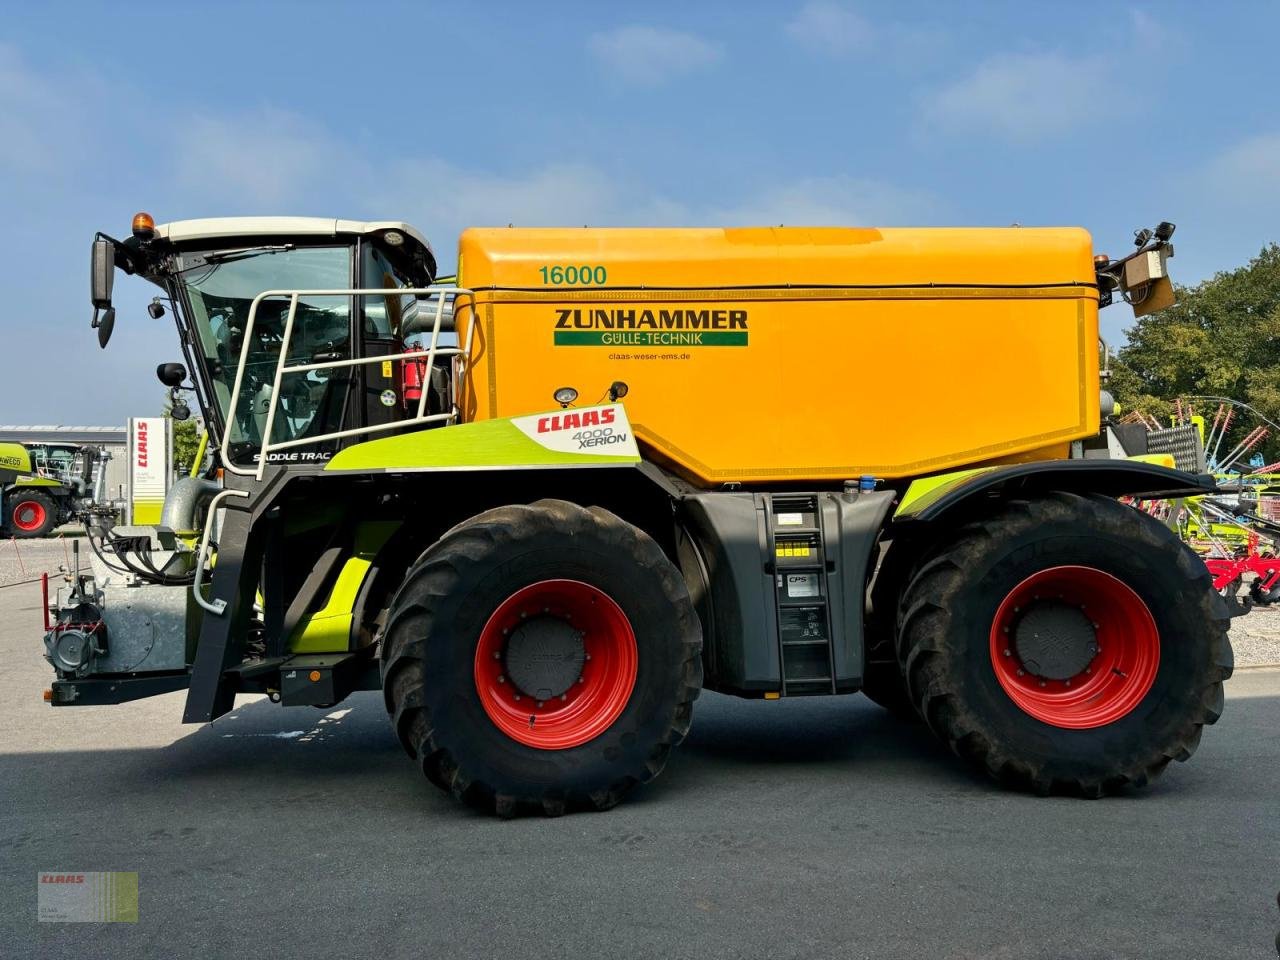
[455,227,1100,485]
[1127,453,1177,469]
[289,521,399,654]
[0,442,33,474]
[895,467,996,517]
[189,430,209,479]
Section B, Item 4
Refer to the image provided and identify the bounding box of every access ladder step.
[768,495,836,696]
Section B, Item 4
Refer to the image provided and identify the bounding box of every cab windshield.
[176,245,353,462]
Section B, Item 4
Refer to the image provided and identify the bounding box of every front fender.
[893,460,1216,524]
[324,403,640,474]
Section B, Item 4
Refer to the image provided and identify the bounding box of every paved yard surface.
[0,539,1276,959]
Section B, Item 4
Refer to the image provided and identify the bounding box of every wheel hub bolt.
[497,675,505,684]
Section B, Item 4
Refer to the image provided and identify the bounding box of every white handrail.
[191,487,250,615]
[216,286,475,480]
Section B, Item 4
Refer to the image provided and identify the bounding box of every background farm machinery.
[0,441,114,538]
[1119,397,1280,614]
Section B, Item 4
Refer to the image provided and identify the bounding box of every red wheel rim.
[989,565,1160,729]
[11,499,47,533]
[474,579,637,749]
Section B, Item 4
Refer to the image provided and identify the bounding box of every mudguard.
[894,460,1216,523]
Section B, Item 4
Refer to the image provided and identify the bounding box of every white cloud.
[1203,133,1280,202]
[925,51,1109,142]
[173,108,354,209]
[169,109,936,248]
[1128,8,1185,58]
[587,25,722,86]
[711,176,935,226]
[384,160,619,232]
[0,46,934,429]
[785,2,872,56]
[0,44,88,174]
[372,163,934,250]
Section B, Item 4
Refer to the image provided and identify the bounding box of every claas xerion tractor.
[45,213,1231,815]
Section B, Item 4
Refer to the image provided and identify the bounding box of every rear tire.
[897,493,1233,796]
[381,499,702,816]
[7,490,57,538]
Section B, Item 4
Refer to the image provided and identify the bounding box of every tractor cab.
[91,214,459,472]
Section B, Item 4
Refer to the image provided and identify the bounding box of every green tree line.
[1110,243,1280,469]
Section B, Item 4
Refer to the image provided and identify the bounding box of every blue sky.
[2,1,1277,425]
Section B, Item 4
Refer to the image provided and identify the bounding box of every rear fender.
[893,460,1216,525]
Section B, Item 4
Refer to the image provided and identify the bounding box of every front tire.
[382,499,702,816]
[897,493,1233,796]
[8,490,57,538]
[860,655,918,720]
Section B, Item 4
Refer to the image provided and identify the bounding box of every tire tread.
[381,499,702,816]
[897,492,1232,797]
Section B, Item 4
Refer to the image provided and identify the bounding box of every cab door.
[357,243,417,431]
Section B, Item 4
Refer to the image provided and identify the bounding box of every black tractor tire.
[1250,580,1280,606]
[860,656,919,721]
[897,492,1233,797]
[381,499,702,817]
[7,489,58,538]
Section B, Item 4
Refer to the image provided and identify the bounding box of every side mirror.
[91,238,115,309]
[95,307,115,349]
[156,362,187,387]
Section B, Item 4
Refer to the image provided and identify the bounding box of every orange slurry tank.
[455,226,1100,485]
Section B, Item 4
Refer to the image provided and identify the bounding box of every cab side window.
[361,245,418,338]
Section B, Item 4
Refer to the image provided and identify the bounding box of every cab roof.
[153,217,432,256]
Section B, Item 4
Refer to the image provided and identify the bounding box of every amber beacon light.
[131,211,156,239]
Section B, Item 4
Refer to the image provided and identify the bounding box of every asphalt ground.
[0,545,1276,959]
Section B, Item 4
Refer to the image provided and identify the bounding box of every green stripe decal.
[554,331,747,346]
[894,467,996,519]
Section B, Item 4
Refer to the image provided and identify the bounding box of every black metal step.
[783,677,834,693]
